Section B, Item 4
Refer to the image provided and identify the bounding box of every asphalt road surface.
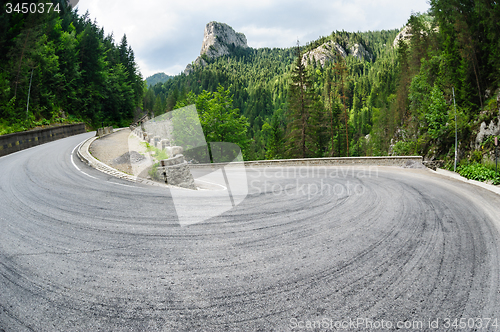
[1,132,500,331]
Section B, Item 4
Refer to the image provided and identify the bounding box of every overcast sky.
[75,0,431,78]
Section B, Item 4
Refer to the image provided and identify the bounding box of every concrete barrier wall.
[96,126,114,137]
[0,123,86,157]
[189,156,423,169]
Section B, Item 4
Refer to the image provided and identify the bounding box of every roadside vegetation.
[0,0,143,133]
[140,141,169,181]
[141,141,169,161]
[143,0,499,184]
[456,162,500,185]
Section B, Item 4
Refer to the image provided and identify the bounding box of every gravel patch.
[112,151,145,165]
[89,128,133,174]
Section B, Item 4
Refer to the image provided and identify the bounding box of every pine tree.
[263,111,285,159]
[285,42,318,158]
[323,67,342,156]
[333,52,350,157]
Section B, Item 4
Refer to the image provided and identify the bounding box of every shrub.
[392,140,418,156]
[148,162,161,181]
[470,150,482,163]
[457,162,500,185]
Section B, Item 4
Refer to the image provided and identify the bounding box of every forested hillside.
[394,2,500,163]
[144,0,500,173]
[0,0,143,134]
[143,29,400,160]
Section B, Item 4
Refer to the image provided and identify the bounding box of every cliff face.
[393,22,439,48]
[185,22,248,74]
[393,25,412,47]
[200,22,248,58]
[301,41,373,67]
[349,43,373,61]
[301,41,346,67]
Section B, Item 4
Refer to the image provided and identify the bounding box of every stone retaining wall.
[96,126,114,137]
[0,123,86,157]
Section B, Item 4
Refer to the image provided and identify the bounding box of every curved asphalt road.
[1,132,500,331]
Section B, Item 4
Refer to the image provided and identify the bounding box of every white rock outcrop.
[349,43,373,61]
[200,21,248,58]
[301,41,346,67]
[184,22,248,74]
[393,25,412,47]
[393,22,439,48]
[475,119,500,149]
[301,40,372,67]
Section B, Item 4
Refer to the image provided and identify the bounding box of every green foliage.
[409,69,432,118]
[285,44,321,159]
[141,141,169,161]
[198,86,249,148]
[148,162,162,181]
[397,1,500,160]
[392,140,418,156]
[480,135,498,150]
[173,86,250,157]
[484,159,500,174]
[262,110,285,159]
[470,150,483,163]
[171,104,203,154]
[425,85,449,139]
[0,2,143,134]
[146,73,172,87]
[457,162,500,185]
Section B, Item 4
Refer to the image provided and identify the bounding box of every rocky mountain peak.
[184,22,248,74]
[200,21,248,58]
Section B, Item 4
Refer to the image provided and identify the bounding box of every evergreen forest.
[0,0,143,134]
[144,0,500,176]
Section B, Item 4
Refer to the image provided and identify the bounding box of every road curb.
[433,168,500,196]
[76,130,169,187]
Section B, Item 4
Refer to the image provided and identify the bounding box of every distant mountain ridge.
[184,22,384,75]
[146,73,173,87]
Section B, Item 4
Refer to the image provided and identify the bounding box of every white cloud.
[241,26,305,49]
